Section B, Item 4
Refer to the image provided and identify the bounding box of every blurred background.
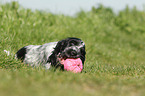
[1,0,145,16]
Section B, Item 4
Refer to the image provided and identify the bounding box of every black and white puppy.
[16,37,86,70]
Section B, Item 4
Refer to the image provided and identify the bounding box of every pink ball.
[63,58,83,73]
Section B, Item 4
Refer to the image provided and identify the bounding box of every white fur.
[23,42,57,69]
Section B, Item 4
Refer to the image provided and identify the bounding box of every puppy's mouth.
[57,53,83,73]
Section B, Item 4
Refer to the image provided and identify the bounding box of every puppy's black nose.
[71,50,77,56]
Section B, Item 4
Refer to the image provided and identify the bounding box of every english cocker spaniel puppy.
[16,37,86,72]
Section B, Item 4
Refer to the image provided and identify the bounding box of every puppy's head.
[48,37,86,71]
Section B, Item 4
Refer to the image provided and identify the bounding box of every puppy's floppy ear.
[47,39,66,67]
[53,39,66,54]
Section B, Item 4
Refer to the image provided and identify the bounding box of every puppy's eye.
[70,43,75,46]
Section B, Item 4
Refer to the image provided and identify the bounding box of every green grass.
[0,2,145,96]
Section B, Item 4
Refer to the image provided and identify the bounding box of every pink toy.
[61,58,83,73]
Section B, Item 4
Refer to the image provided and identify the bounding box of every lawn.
[0,2,145,96]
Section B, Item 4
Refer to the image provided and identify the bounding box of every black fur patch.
[16,47,27,61]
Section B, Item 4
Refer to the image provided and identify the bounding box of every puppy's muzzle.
[61,46,81,58]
